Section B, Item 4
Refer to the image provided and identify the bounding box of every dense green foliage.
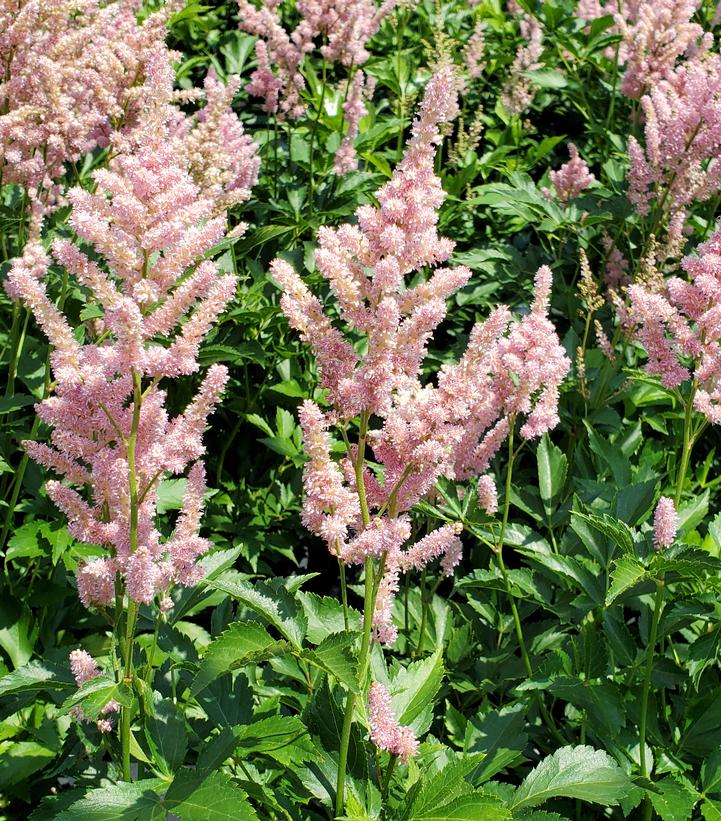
[2,1,721,819]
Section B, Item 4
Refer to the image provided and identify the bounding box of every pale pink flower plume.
[334,70,376,175]
[278,66,569,644]
[626,54,721,243]
[617,0,711,99]
[174,67,260,215]
[501,1,543,116]
[628,223,721,423]
[6,54,234,609]
[544,143,595,202]
[238,0,396,119]
[653,496,678,548]
[477,474,498,515]
[0,0,176,221]
[464,20,486,80]
[367,681,419,762]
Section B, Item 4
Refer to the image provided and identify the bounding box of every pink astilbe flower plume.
[367,682,419,762]
[628,223,721,424]
[626,54,721,245]
[334,70,376,175]
[543,143,595,202]
[6,55,235,610]
[238,0,396,120]
[501,1,543,116]
[277,65,569,644]
[653,496,678,549]
[617,0,711,99]
[0,0,177,223]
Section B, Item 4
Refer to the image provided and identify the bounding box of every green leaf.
[570,511,634,555]
[55,780,164,820]
[0,599,35,668]
[298,591,360,644]
[165,770,258,820]
[648,776,699,821]
[605,557,648,606]
[6,522,43,561]
[0,659,74,697]
[0,741,56,789]
[465,704,528,782]
[412,791,511,820]
[405,754,483,817]
[390,650,444,735]
[144,698,187,775]
[509,746,631,811]
[702,799,721,820]
[191,620,289,696]
[205,577,306,649]
[300,631,359,692]
[62,676,133,721]
[233,715,319,767]
[537,435,567,522]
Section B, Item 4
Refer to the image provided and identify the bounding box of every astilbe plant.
[627,52,721,250]
[0,0,176,222]
[628,222,721,503]
[273,63,569,815]
[238,0,396,119]
[617,0,711,99]
[4,49,242,780]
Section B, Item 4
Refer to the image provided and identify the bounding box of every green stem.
[120,370,143,781]
[416,569,428,656]
[308,60,328,217]
[495,423,566,747]
[639,579,664,821]
[338,557,350,631]
[336,412,373,818]
[674,384,696,507]
[336,556,374,818]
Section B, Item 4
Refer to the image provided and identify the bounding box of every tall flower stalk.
[4,50,245,779]
[274,63,569,814]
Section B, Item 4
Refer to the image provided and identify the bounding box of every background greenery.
[2,0,721,819]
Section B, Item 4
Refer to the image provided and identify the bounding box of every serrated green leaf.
[390,650,444,735]
[144,698,187,775]
[191,621,289,696]
[412,791,511,820]
[648,776,699,821]
[204,577,306,649]
[300,631,359,692]
[702,799,721,820]
[405,754,483,816]
[298,591,360,644]
[55,779,164,820]
[62,676,133,721]
[605,557,648,606]
[164,770,258,820]
[234,715,319,767]
[571,511,634,555]
[0,659,74,697]
[509,746,631,810]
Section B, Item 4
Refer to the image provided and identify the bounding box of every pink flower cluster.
[627,53,721,244]
[238,0,396,119]
[0,0,175,217]
[5,57,236,610]
[367,682,418,762]
[68,649,119,733]
[653,497,678,549]
[334,70,376,175]
[174,68,260,215]
[617,0,711,99]
[276,66,569,642]
[628,223,721,422]
[463,19,486,80]
[501,1,543,116]
[543,143,595,202]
